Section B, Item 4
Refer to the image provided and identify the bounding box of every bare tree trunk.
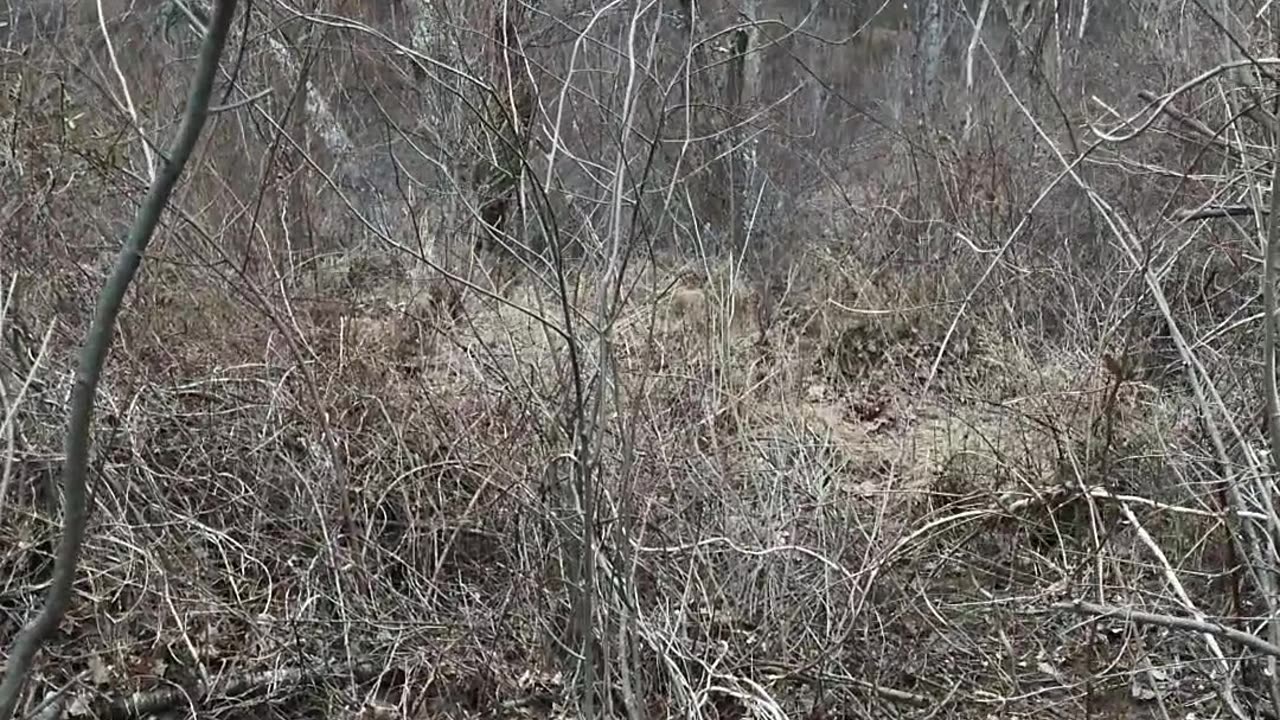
[261,25,352,160]
[673,0,733,251]
[473,0,534,267]
[409,0,440,66]
[727,0,760,254]
[963,0,990,141]
[281,24,319,274]
[403,0,457,266]
[996,0,1028,72]
[0,3,237,718]
[916,0,945,120]
[174,2,354,257]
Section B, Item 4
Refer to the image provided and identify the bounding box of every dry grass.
[0,229,1245,719]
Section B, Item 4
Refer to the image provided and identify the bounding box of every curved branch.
[0,1,239,718]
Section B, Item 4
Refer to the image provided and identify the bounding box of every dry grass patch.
[0,239,1251,720]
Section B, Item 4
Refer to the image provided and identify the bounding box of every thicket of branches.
[3,0,1280,718]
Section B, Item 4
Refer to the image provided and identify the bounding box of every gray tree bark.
[917,0,945,119]
[0,2,238,717]
[728,0,761,254]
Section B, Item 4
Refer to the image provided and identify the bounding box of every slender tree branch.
[1173,204,1267,220]
[1260,112,1280,720]
[0,2,238,717]
[1136,89,1238,158]
[1052,600,1280,659]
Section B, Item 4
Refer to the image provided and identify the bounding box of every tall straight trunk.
[473,0,533,259]
[728,0,760,254]
[917,0,945,120]
[405,0,459,264]
[674,0,733,249]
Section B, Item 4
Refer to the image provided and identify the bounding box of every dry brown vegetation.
[3,0,1280,719]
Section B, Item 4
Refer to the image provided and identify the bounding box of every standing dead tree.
[669,0,737,252]
[472,0,536,259]
[725,0,761,255]
[914,0,946,119]
[0,2,238,717]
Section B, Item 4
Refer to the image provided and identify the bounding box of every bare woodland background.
[3,0,1280,718]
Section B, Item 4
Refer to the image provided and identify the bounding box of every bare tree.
[915,0,946,118]
[0,2,238,717]
[727,0,762,255]
[473,0,535,261]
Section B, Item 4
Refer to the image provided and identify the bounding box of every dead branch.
[102,663,383,720]
[1137,89,1236,156]
[1052,600,1280,659]
[1173,205,1266,221]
